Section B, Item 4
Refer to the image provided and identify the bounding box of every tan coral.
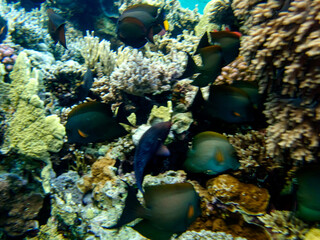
[232,0,320,165]
[207,174,270,215]
[78,155,116,194]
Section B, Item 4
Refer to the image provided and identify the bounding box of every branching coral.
[232,0,320,164]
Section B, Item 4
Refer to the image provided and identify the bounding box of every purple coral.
[0,44,17,72]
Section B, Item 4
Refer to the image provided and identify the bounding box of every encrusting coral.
[207,174,270,215]
[232,0,320,164]
[1,51,65,161]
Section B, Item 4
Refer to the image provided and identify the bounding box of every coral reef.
[195,0,232,36]
[207,174,270,215]
[109,49,182,96]
[2,51,65,161]
[0,173,44,237]
[78,155,117,194]
[232,0,320,164]
[254,210,309,239]
[0,44,17,72]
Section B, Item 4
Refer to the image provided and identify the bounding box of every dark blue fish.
[105,181,201,240]
[134,121,171,193]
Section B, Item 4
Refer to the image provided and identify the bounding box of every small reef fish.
[105,181,201,240]
[134,121,171,193]
[178,30,241,87]
[295,165,320,222]
[47,9,67,49]
[117,4,169,48]
[76,68,94,102]
[184,131,239,175]
[0,16,8,43]
[65,101,127,144]
[191,82,259,123]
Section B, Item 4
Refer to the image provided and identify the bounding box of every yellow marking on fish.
[187,205,194,219]
[163,20,169,31]
[0,26,4,35]
[216,151,224,163]
[78,129,88,138]
[233,111,241,117]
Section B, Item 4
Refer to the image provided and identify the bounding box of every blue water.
[179,0,211,14]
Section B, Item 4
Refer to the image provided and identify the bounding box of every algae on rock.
[2,51,65,161]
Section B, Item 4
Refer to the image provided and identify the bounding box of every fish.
[47,9,67,49]
[134,121,171,193]
[105,181,201,240]
[76,68,94,102]
[209,31,241,65]
[65,101,127,144]
[178,30,241,87]
[190,83,258,124]
[117,4,169,48]
[0,16,8,43]
[207,84,256,123]
[184,131,239,175]
[295,165,320,221]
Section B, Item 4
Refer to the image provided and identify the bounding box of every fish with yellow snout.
[0,16,8,43]
[295,165,320,222]
[117,4,169,48]
[178,30,241,87]
[184,131,239,175]
[134,121,171,193]
[104,181,201,240]
[65,101,127,144]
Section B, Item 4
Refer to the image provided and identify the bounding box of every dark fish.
[134,121,171,193]
[105,181,201,240]
[47,9,67,49]
[178,30,241,87]
[209,31,241,65]
[191,83,259,123]
[0,16,8,43]
[117,4,169,48]
[77,68,94,101]
[207,84,255,123]
[65,101,127,143]
[296,165,320,221]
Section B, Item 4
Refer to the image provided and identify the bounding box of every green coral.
[2,51,65,161]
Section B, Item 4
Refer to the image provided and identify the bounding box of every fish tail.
[177,53,199,80]
[103,180,145,229]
